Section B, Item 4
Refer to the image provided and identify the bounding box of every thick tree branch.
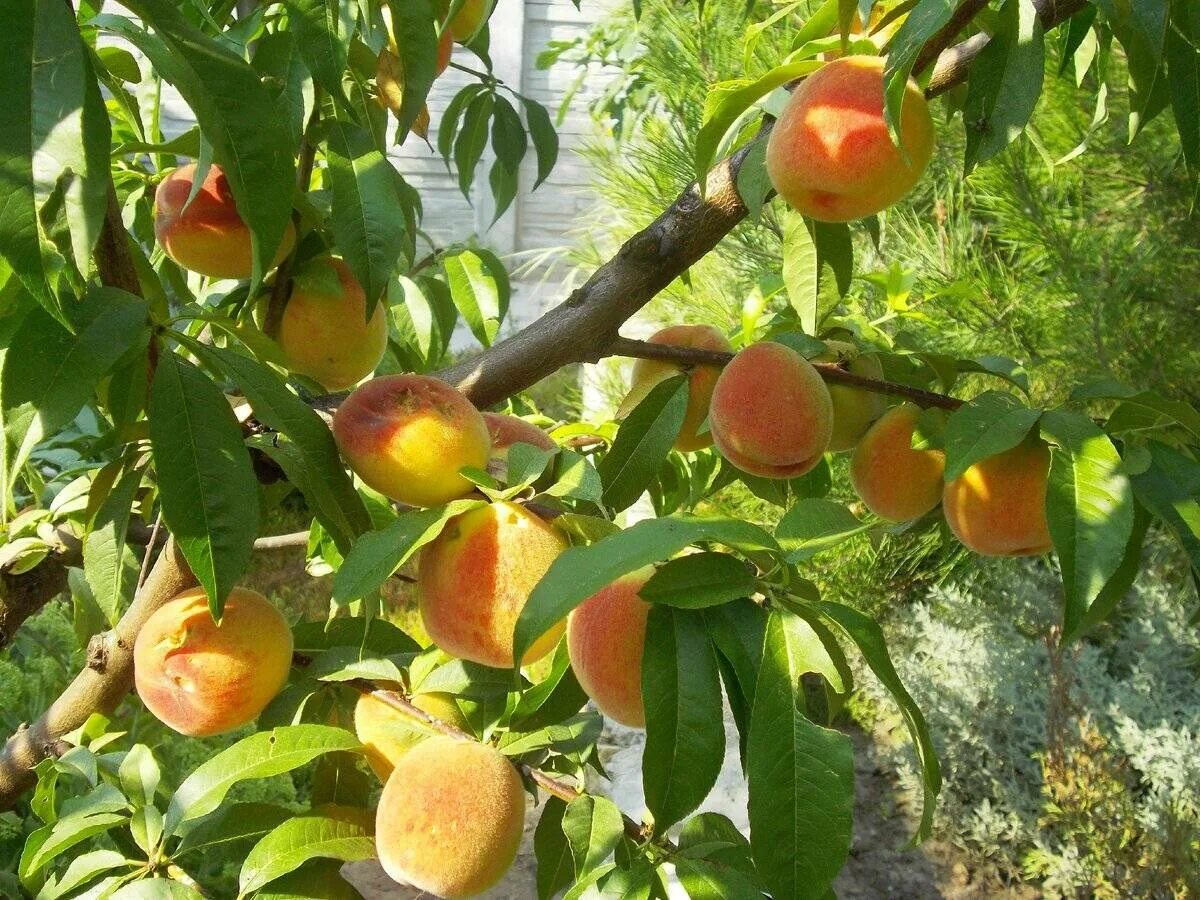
[606,337,964,410]
[0,538,195,808]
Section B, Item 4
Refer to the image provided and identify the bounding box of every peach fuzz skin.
[483,412,556,458]
[276,257,388,391]
[133,587,292,737]
[850,404,946,522]
[418,501,568,668]
[765,56,934,222]
[618,325,733,452]
[375,737,524,899]
[567,568,653,728]
[445,0,490,42]
[154,163,295,280]
[820,341,886,452]
[354,691,467,781]
[333,375,490,508]
[944,440,1054,557]
[709,342,833,479]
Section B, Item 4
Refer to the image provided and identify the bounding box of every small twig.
[135,515,163,593]
[251,531,310,551]
[263,88,323,337]
[348,681,661,847]
[912,0,991,76]
[606,337,964,411]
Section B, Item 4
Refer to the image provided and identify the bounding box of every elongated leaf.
[599,375,688,512]
[534,799,574,900]
[167,726,360,836]
[640,552,756,608]
[563,795,624,877]
[83,465,143,626]
[514,516,777,665]
[239,813,375,895]
[174,803,293,855]
[489,96,528,222]
[782,214,818,333]
[1167,1,1200,177]
[1077,501,1150,636]
[1130,440,1200,573]
[1040,410,1134,641]
[252,30,311,151]
[776,499,869,563]
[36,849,131,900]
[942,391,1042,481]
[109,881,203,899]
[521,96,559,188]
[325,116,407,312]
[811,600,940,841]
[747,611,853,900]
[442,248,507,346]
[198,344,369,550]
[884,0,957,141]
[21,812,128,884]
[282,0,351,111]
[454,92,495,197]
[384,0,438,140]
[674,812,765,899]
[331,500,484,607]
[963,0,1045,170]
[3,286,147,479]
[101,5,294,287]
[149,352,258,617]
[642,606,725,834]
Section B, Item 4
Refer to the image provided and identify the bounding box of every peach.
[709,342,833,478]
[333,375,491,507]
[617,325,733,452]
[154,163,295,280]
[354,691,467,781]
[566,568,652,728]
[275,257,388,391]
[765,56,935,222]
[377,29,452,117]
[819,341,886,451]
[418,501,567,668]
[133,587,292,737]
[850,404,945,522]
[444,0,490,42]
[483,412,555,460]
[943,439,1053,557]
[376,737,524,899]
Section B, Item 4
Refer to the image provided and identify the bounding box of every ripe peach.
[850,404,945,522]
[354,691,467,781]
[333,375,490,507]
[943,440,1053,557]
[154,163,295,280]
[617,325,733,452]
[376,737,524,899]
[766,56,935,222]
[275,257,387,391]
[133,587,292,737]
[566,568,652,728]
[445,0,490,42]
[819,341,886,452]
[709,342,833,478]
[418,501,567,668]
[483,412,555,460]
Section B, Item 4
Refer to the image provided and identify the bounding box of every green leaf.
[599,375,688,512]
[35,849,131,900]
[499,712,602,757]
[674,812,765,899]
[252,31,312,151]
[510,639,589,730]
[563,795,625,876]
[108,881,203,899]
[694,61,821,186]
[454,91,495,197]
[174,803,294,855]
[198,344,369,550]
[520,95,559,188]
[442,248,508,346]
[813,220,853,296]
[534,799,574,900]
[325,116,409,311]
[704,599,769,714]
[884,0,957,140]
[166,726,360,836]
[810,599,941,841]
[384,0,439,140]
[942,391,1042,481]
[1167,1,1200,177]
[1099,0,1169,138]
[1076,501,1150,637]
[239,812,376,895]
[101,5,295,287]
[782,214,818,333]
[776,499,869,563]
[252,858,365,900]
[1070,379,1200,441]
[747,611,854,900]
[735,136,772,221]
[642,606,725,834]
[82,465,142,626]
[1040,410,1134,642]
[489,96,528,222]
[640,552,756,608]
[514,515,778,665]
[118,744,160,808]
[1130,440,1200,574]
[21,811,129,885]
[282,0,351,111]
[963,0,1046,170]
[149,352,259,617]
[331,500,484,607]
[3,286,148,479]
[544,448,603,504]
